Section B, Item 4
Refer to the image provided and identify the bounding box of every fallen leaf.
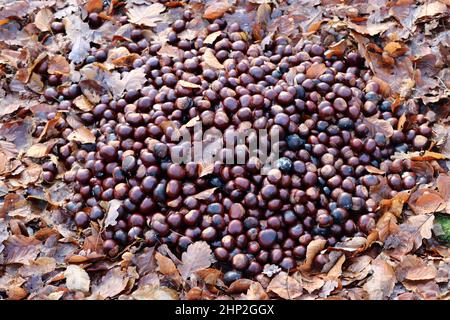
[204,31,222,45]
[178,241,214,280]
[132,285,178,300]
[48,55,70,76]
[243,282,269,300]
[65,265,90,293]
[267,271,303,299]
[19,257,56,277]
[203,49,224,69]
[155,252,178,276]
[193,187,217,200]
[300,239,327,272]
[67,126,96,144]
[324,39,347,58]
[178,80,201,89]
[408,188,445,214]
[127,3,165,27]
[363,258,396,300]
[363,116,394,137]
[26,143,50,158]
[85,0,103,13]
[91,267,129,299]
[395,255,437,282]
[34,8,52,32]
[306,63,326,78]
[366,165,386,175]
[73,95,94,112]
[104,199,121,228]
[3,235,41,265]
[203,0,232,20]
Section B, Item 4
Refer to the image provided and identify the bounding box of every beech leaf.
[178,241,214,280]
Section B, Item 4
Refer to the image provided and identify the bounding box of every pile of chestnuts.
[36,8,434,284]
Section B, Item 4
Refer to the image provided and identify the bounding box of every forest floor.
[0,0,449,300]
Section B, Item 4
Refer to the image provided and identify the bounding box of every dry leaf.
[324,39,347,58]
[65,265,90,293]
[366,165,386,175]
[155,252,178,276]
[127,3,165,27]
[48,55,70,76]
[104,199,121,228]
[178,241,214,280]
[178,80,201,89]
[26,143,49,158]
[3,235,41,265]
[267,272,303,299]
[300,239,327,271]
[204,31,222,45]
[395,255,437,282]
[67,127,96,144]
[35,8,52,32]
[408,188,445,214]
[85,0,103,13]
[363,258,396,300]
[193,187,217,200]
[363,117,394,137]
[243,282,269,300]
[203,0,232,20]
[203,49,224,69]
[91,267,129,299]
[132,285,178,300]
[306,63,326,78]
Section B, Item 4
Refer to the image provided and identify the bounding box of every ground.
[0,0,449,300]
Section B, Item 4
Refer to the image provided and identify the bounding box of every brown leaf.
[363,258,396,300]
[85,0,103,13]
[203,0,232,20]
[347,20,396,36]
[300,239,326,272]
[203,49,224,69]
[363,116,394,137]
[4,235,41,265]
[408,188,445,214]
[243,282,269,300]
[157,44,184,59]
[155,252,178,276]
[384,42,408,57]
[437,174,450,213]
[306,63,326,79]
[324,39,347,58]
[91,267,129,299]
[131,285,178,300]
[127,3,165,27]
[73,95,94,112]
[18,257,56,277]
[67,126,96,144]
[196,268,222,285]
[267,271,303,299]
[204,31,222,45]
[366,165,386,175]
[26,143,50,158]
[178,80,201,89]
[179,241,214,280]
[48,55,70,76]
[395,255,437,282]
[35,8,52,32]
[193,187,217,200]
